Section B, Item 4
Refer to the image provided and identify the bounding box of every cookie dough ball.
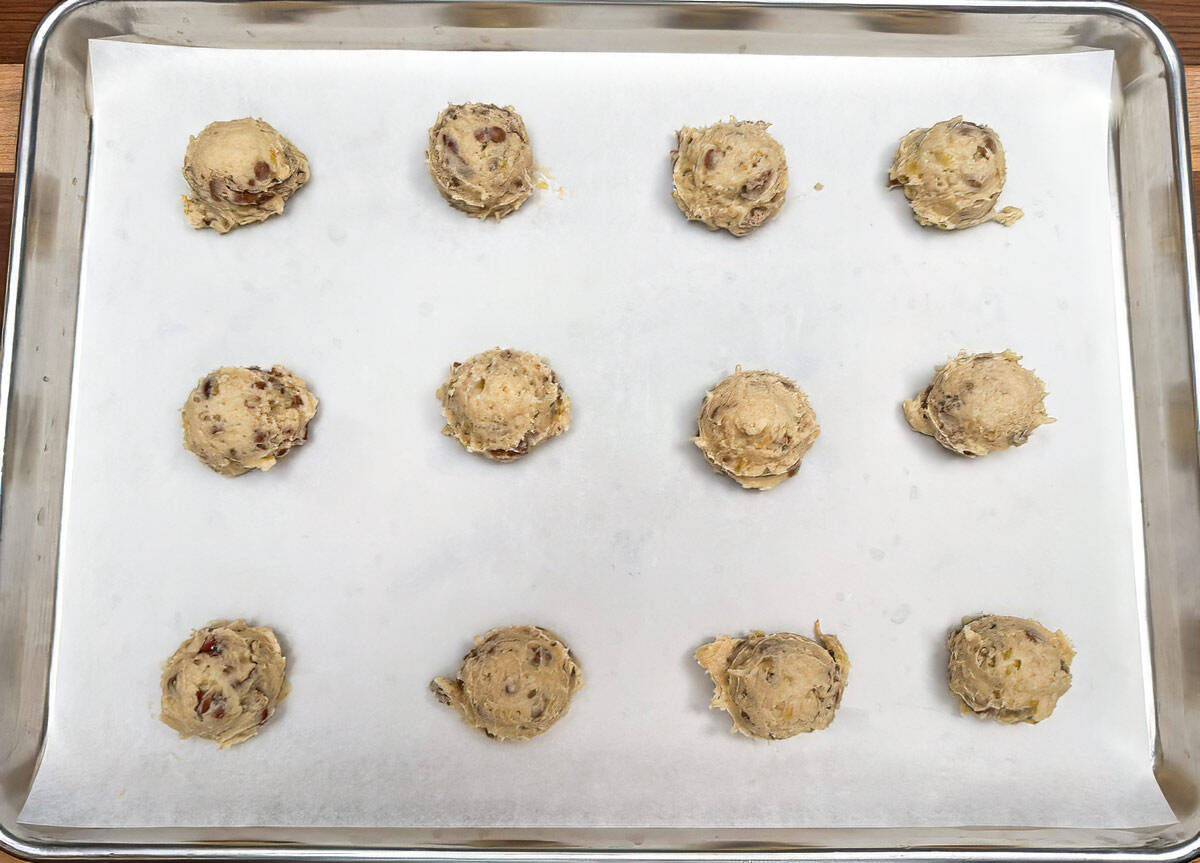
[903,350,1053,457]
[426,103,535,220]
[671,119,788,236]
[695,624,850,739]
[694,368,819,490]
[948,615,1074,724]
[430,625,583,741]
[437,348,570,461]
[887,116,1022,230]
[182,118,310,234]
[159,619,288,748]
[181,365,318,477]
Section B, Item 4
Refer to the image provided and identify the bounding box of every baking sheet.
[17,40,1172,829]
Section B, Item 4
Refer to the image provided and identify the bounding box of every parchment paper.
[19,40,1172,829]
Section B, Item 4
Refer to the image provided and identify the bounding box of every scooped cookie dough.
[903,350,1053,457]
[437,348,570,461]
[182,118,310,234]
[159,619,288,748]
[430,625,583,741]
[694,368,819,490]
[947,615,1074,724]
[695,625,850,740]
[182,365,318,477]
[887,116,1022,230]
[426,103,535,220]
[672,119,788,237]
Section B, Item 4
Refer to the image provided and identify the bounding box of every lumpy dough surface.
[426,103,535,220]
[903,350,1053,457]
[694,368,819,490]
[182,118,310,234]
[430,625,583,741]
[695,625,850,739]
[671,119,788,236]
[182,365,318,477]
[947,615,1074,724]
[887,116,1022,230]
[437,348,570,461]
[159,619,288,748]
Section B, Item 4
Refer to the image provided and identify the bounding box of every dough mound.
[947,615,1074,724]
[182,365,318,477]
[694,368,819,490]
[903,350,1053,457]
[695,624,850,739]
[159,619,288,748]
[671,119,788,236]
[426,103,535,220]
[887,115,1022,230]
[183,118,310,234]
[430,625,583,741]
[437,348,570,461]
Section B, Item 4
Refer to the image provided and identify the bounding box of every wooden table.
[0,0,1197,860]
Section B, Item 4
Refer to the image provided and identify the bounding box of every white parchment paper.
[19,40,1172,829]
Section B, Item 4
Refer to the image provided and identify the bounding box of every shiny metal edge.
[1,0,1197,860]
[0,0,85,859]
[1161,0,1200,504]
[0,0,79,497]
[1123,0,1200,804]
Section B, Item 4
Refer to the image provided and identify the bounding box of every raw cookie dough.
[947,615,1074,724]
[182,118,310,234]
[159,619,288,748]
[430,625,583,741]
[437,348,570,461]
[887,116,1023,230]
[426,103,535,220]
[671,118,788,236]
[903,350,1053,457]
[695,624,850,740]
[694,368,819,490]
[182,365,318,477]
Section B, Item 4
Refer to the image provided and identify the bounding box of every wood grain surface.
[0,0,1197,858]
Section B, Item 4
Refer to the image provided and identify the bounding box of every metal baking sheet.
[12,37,1170,831]
[2,1,1198,860]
